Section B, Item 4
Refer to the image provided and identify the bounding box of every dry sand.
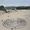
[0,10,30,30]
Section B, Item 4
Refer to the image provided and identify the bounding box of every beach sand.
[0,10,30,30]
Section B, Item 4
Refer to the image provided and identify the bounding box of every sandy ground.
[0,10,30,30]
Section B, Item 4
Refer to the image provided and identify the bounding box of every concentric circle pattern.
[2,18,27,28]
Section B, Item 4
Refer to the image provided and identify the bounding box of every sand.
[0,10,30,30]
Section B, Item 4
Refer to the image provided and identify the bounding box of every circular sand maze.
[2,18,27,29]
